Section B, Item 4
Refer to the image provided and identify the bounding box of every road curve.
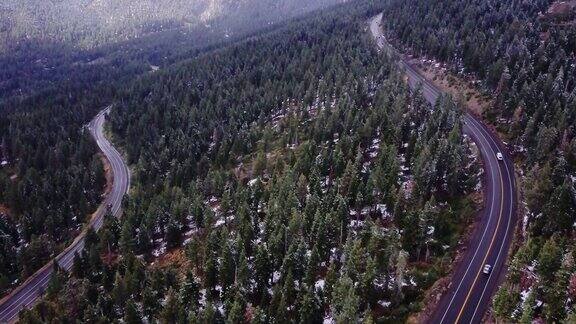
[370,14,517,324]
[0,107,130,323]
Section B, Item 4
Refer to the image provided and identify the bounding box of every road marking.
[468,117,514,322]
[454,116,505,323]
[438,117,499,324]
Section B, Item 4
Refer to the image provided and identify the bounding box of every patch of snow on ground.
[523,210,531,236]
[376,204,387,215]
[215,215,235,228]
[199,289,207,306]
[350,220,365,228]
[520,289,531,303]
[315,279,325,291]
[323,316,334,324]
[527,260,537,272]
[152,240,167,257]
[474,182,482,191]
[378,300,391,308]
[184,227,197,237]
[273,271,281,283]
[536,299,543,307]
[362,163,370,174]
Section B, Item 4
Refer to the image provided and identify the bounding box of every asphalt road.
[370,14,517,324]
[0,107,130,323]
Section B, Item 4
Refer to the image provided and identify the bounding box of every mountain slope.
[0,0,345,51]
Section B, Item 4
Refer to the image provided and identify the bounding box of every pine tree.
[204,250,218,299]
[46,260,63,298]
[251,306,267,324]
[142,286,159,320]
[538,238,562,284]
[226,293,246,324]
[165,218,181,249]
[362,308,374,324]
[519,289,535,324]
[324,261,338,304]
[124,299,142,324]
[395,250,408,299]
[255,245,271,297]
[160,289,180,324]
[332,275,359,324]
[299,288,322,324]
[120,217,137,254]
[282,270,297,309]
[492,286,518,320]
[236,247,250,292]
[544,266,570,322]
[88,245,103,278]
[179,271,200,311]
[219,238,235,298]
[304,245,319,288]
[72,252,85,278]
[253,151,267,177]
[360,256,377,308]
[112,272,127,307]
[542,178,576,235]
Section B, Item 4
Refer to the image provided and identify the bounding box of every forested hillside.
[381,0,576,321]
[0,81,109,294]
[0,0,346,296]
[15,1,482,322]
[0,0,343,52]
[0,0,344,103]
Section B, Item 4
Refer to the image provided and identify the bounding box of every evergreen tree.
[299,288,322,324]
[124,300,142,324]
[331,275,360,324]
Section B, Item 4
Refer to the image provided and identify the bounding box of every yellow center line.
[454,152,505,323]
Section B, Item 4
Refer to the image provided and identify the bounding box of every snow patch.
[315,279,325,291]
[378,300,391,308]
[323,316,335,324]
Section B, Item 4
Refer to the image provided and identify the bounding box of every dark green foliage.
[16,0,478,322]
[380,0,576,321]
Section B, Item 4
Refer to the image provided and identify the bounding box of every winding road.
[0,107,130,323]
[370,14,517,324]
[0,14,517,323]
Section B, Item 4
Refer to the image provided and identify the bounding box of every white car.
[483,264,492,275]
[496,152,503,161]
